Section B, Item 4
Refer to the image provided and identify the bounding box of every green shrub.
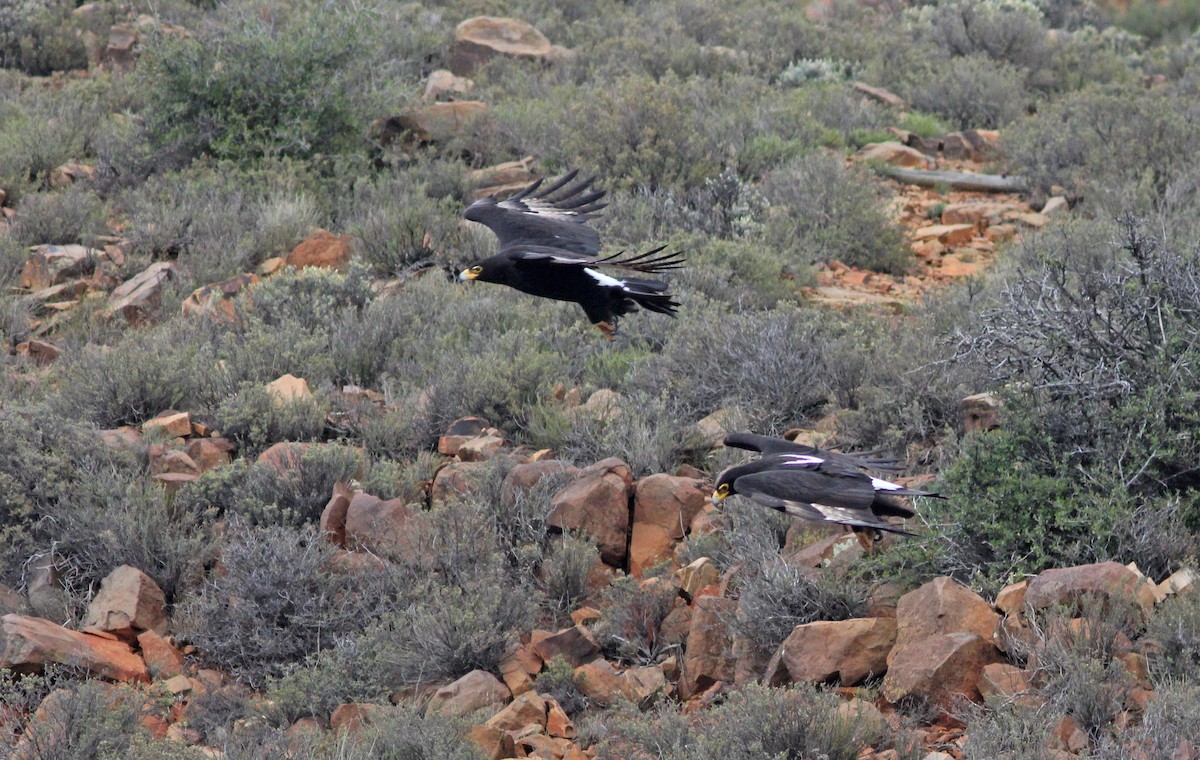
[903,54,1029,129]
[1116,0,1200,42]
[593,574,678,664]
[135,2,418,164]
[734,560,870,663]
[961,701,1055,759]
[178,523,386,687]
[1144,591,1200,684]
[0,0,88,75]
[914,0,1051,68]
[761,152,911,274]
[210,385,327,454]
[540,534,600,618]
[535,655,592,716]
[598,682,890,760]
[11,186,106,247]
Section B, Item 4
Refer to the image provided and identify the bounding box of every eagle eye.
[469,265,483,275]
[716,483,731,496]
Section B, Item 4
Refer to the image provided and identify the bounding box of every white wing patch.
[778,454,825,467]
[870,477,904,492]
[501,198,578,220]
[585,268,627,289]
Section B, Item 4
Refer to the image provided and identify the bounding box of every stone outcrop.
[882,632,1002,713]
[548,458,633,567]
[1025,561,1158,621]
[80,565,167,640]
[890,577,1000,666]
[449,17,572,75]
[0,614,148,682]
[425,670,511,717]
[766,617,896,686]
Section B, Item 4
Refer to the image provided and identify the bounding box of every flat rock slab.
[1,614,148,682]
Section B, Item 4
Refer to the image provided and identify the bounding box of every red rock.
[499,645,541,696]
[1025,561,1157,621]
[330,702,382,733]
[149,448,201,477]
[1051,715,1089,753]
[978,662,1032,701]
[468,724,516,760]
[265,373,313,406]
[569,607,601,626]
[962,392,1002,433]
[181,273,258,320]
[0,613,148,682]
[449,16,569,75]
[783,532,863,569]
[628,522,675,578]
[634,474,709,539]
[286,229,352,271]
[430,460,488,503]
[620,665,667,708]
[882,632,1002,712]
[256,442,310,473]
[98,426,143,450]
[319,482,354,547]
[544,697,575,738]
[285,717,326,755]
[142,411,191,439]
[105,262,176,323]
[343,493,421,556]
[994,580,1028,617]
[912,223,977,247]
[457,432,506,461]
[81,565,167,639]
[574,659,623,706]
[485,690,545,731]
[530,625,599,667]
[853,142,934,169]
[548,458,633,567]
[424,69,475,100]
[136,629,184,680]
[679,596,736,700]
[675,557,719,601]
[426,669,511,717]
[502,460,578,505]
[379,102,490,145]
[20,244,99,290]
[184,437,235,473]
[853,81,905,107]
[889,577,999,667]
[766,617,895,687]
[15,339,61,366]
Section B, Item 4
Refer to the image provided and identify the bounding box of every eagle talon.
[596,321,617,341]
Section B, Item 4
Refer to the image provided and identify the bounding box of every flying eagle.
[458,170,684,339]
[713,433,935,548]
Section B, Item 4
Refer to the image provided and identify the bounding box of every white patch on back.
[778,454,825,467]
[585,268,626,289]
[870,477,903,491]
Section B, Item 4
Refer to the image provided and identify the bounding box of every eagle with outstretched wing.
[458,170,684,339]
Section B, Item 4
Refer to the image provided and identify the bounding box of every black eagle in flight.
[713,432,936,548]
[458,170,684,340]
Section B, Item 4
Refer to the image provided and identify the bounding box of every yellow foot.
[596,321,616,341]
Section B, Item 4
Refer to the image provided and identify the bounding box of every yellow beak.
[711,490,726,506]
[458,269,479,282]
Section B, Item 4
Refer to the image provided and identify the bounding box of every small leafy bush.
[903,54,1029,129]
[11,187,106,247]
[598,682,890,760]
[593,574,678,664]
[178,523,386,687]
[0,0,88,75]
[761,152,911,274]
[1144,590,1200,683]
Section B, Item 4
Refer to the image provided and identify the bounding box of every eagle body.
[458,170,683,337]
[713,433,936,537]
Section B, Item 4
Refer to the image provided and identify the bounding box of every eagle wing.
[722,431,905,472]
[732,465,878,511]
[507,244,685,276]
[480,171,608,254]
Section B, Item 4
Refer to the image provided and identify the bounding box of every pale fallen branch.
[883,167,1028,193]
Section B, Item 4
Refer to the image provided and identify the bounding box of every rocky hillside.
[3,0,1200,758]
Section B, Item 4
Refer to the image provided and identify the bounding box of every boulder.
[468,724,516,760]
[531,625,599,667]
[882,632,1002,712]
[425,670,511,718]
[978,662,1032,702]
[136,630,185,680]
[675,557,720,601]
[1025,561,1157,621]
[185,437,235,473]
[628,522,675,578]
[81,565,167,639]
[265,373,314,406]
[343,493,421,557]
[889,577,999,667]
[376,102,489,146]
[620,664,667,708]
[911,223,977,247]
[20,245,100,291]
[961,392,1002,433]
[0,614,148,682]
[181,273,258,320]
[430,460,489,503]
[469,157,535,198]
[679,596,736,699]
[142,411,191,439]
[256,441,311,473]
[456,432,506,461]
[319,481,355,547]
[766,617,896,686]
[633,474,709,539]
[502,460,578,505]
[574,658,623,706]
[449,16,571,75]
[105,262,176,323]
[424,69,475,100]
[853,142,934,169]
[548,458,633,567]
[545,697,575,738]
[485,690,545,731]
[994,580,1028,617]
[285,230,352,271]
[852,81,905,107]
[330,703,382,734]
